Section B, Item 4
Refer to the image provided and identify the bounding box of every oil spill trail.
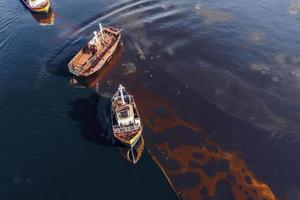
[83,65,279,200]
[132,86,276,200]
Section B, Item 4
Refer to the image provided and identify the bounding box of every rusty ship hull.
[68,26,121,77]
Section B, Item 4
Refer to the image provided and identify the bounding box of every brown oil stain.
[132,86,277,200]
[194,3,233,25]
[133,87,202,134]
[76,56,278,200]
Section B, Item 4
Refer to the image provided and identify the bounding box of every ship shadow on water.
[68,93,114,146]
[67,45,124,146]
[68,93,145,164]
[67,42,145,163]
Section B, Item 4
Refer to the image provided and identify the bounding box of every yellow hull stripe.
[32,1,51,13]
[115,129,143,146]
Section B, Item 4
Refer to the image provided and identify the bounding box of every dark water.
[1,0,300,199]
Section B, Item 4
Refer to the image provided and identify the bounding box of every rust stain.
[72,44,123,89]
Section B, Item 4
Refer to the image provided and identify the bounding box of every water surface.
[1,0,300,199]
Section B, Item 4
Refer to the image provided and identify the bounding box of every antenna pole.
[119,84,125,104]
[99,23,104,41]
[93,31,98,43]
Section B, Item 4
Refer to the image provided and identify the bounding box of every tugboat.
[111,85,142,147]
[68,24,122,77]
[22,0,51,13]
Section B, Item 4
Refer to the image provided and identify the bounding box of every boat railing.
[113,124,139,133]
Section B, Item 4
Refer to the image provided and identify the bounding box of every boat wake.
[0,3,25,67]
[43,0,184,80]
[69,0,183,42]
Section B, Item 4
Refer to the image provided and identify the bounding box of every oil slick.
[70,46,278,199]
[133,87,276,200]
[194,3,233,25]
[249,32,265,44]
[122,62,137,76]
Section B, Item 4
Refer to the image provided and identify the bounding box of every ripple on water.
[0,8,25,65]
[75,0,183,59]
[3,0,299,199]
[70,0,152,37]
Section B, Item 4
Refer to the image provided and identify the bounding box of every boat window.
[119,111,129,118]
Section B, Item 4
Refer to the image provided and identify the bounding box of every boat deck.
[24,0,49,9]
[73,51,93,66]
[69,29,119,75]
[114,127,141,140]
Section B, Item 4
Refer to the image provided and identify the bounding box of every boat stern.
[32,0,51,13]
[68,64,80,76]
[114,129,142,147]
[128,130,142,147]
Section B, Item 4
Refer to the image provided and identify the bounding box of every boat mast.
[93,31,99,43]
[99,23,104,41]
[119,84,126,104]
